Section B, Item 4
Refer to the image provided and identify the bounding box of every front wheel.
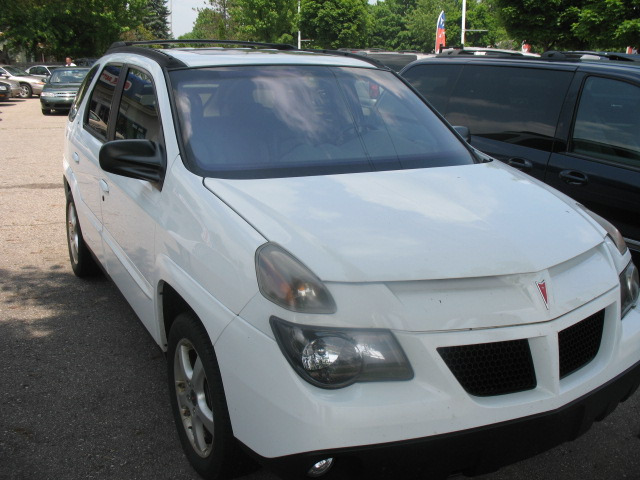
[66,194,98,277]
[19,83,32,98]
[168,313,237,479]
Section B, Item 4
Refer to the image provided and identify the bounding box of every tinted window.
[171,66,473,179]
[571,77,640,167]
[86,64,122,140]
[417,65,572,151]
[70,64,99,121]
[402,64,463,113]
[115,68,162,142]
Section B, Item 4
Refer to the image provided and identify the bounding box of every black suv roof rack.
[541,50,640,62]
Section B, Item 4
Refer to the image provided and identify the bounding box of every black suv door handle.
[559,170,588,186]
[507,157,533,171]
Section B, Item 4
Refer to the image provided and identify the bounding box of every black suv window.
[171,65,473,179]
[401,64,463,114]
[447,66,572,148]
[114,68,162,143]
[405,64,573,151]
[86,64,122,140]
[571,77,640,167]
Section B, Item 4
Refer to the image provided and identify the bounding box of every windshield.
[171,65,474,179]
[3,66,29,76]
[50,68,89,84]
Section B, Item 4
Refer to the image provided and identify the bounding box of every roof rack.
[539,50,640,63]
[105,40,388,70]
[108,39,297,51]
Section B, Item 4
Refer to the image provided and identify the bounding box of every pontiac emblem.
[536,280,549,310]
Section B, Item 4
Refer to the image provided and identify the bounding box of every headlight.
[41,91,54,97]
[256,243,336,313]
[579,206,627,255]
[271,317,414,389]
[620,261,639,318]
[0,86,7,91]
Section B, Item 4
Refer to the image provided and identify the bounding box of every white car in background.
[63,40,640,480]
[0,65,45,97]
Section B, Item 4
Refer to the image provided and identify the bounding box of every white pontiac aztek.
[63,40,640,480]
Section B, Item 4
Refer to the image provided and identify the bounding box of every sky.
[169,0,208,37]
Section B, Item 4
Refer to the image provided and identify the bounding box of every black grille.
[438,340,536,397]
[558,310,605,379]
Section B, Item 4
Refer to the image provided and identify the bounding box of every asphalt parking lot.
[1,97,639,480]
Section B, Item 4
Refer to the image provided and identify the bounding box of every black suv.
[401,55,640,259]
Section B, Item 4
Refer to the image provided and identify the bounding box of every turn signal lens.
[256,243,336,313]
[621,261,639,318]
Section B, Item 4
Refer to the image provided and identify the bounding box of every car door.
[66,63,115,264]
[99,65,164,336]
[546,74,640,256]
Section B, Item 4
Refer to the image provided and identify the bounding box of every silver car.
[0,65,46,98]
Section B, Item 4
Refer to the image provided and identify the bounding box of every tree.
[179,7,238,39]
[144,0,171,39]
[179,0,238,40]
[487,0,585,51]
[569,0,640,50]
[369,0,416,50]
[300,0,370,49]
[0,0,149,60]
[232,0,297,43]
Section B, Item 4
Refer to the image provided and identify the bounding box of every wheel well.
[161,283,195,347]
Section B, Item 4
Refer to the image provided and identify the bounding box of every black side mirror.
[99,139,166,187]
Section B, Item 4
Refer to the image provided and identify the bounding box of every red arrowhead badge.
[536,281,549,310]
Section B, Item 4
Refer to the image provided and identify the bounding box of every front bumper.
[255,358,640,479]
[40,94,75,109]
[215,282,640,478]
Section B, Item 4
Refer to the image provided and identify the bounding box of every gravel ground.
[0,97,639,480]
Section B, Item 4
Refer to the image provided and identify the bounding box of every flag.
[435,11,446,53]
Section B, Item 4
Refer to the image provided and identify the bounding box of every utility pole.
[461,0,466,45]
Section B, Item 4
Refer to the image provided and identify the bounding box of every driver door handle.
[507,157,533,171]
[559,170,588,186]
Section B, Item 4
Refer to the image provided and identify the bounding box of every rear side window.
[114,68,162,143]
[571,77,640,167]
[85,64,122,140]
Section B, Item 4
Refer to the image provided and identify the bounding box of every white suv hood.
[204,163,603,282]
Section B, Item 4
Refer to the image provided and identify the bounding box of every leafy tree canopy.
[301,0,370,49]
[232,0,297,43]
[0,0,150,60]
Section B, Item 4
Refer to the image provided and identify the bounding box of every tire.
[19,83,32,98]
[66,194,98,277]
[168,313,237,479]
